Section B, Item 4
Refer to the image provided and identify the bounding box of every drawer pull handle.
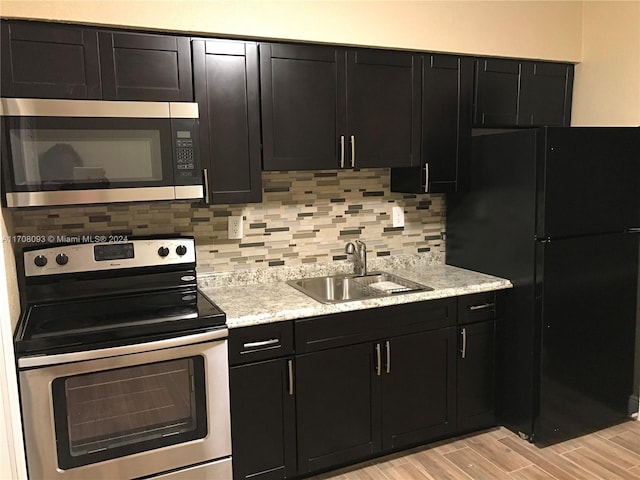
[469,303,495,311]
[243,338,280,349]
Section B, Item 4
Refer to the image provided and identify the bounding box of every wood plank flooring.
[310,420,640,479]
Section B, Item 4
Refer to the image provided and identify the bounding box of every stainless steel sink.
[287,272,432,304]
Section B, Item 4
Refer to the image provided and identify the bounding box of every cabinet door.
[457,321,496,433]
[99,31,192,101]
[1,21,100,99]
[260,43,346,171]
[230,358,296,480]
[381,328,457,451]
[296,343,381,474]
[346,49,421,168]
[390,55,473,194]
[473,58,521,127]
[192,40,262,204]
[520,62,573,127]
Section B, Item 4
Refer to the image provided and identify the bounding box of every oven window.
[52,356,207,470]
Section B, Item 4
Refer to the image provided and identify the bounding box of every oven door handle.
[17,328,229,368]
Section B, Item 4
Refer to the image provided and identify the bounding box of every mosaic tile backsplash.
[11,169,446,273]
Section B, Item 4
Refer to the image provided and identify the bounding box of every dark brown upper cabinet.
[99,31,193,101]
[260,43,420,171]
[473,58,573,128]
[1,21,101,99]
[192,39,262,204]
[391,54,473,194]
[519,62,574,127]
[1,20,193,102]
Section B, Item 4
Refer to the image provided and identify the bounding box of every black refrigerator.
[447,127,640,445]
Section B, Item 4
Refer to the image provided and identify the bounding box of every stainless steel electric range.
[14,236,232,480]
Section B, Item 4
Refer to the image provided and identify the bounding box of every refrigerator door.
[534,232,638,445]
[537,127,640,238]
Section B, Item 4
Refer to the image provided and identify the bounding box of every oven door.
[1,98,202,207]
[18,330,230,480]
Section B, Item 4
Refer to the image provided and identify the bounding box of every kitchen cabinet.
[0,20,193,102]
[260,43,420,171]
[192,39,262,204]
[296,342,381,473]
[380,328,457,450]
[391,54,473,194]
[456,292,498,433]
[228,322,296,480]
[1,21,101,99]
[295,299,456,475]
[99,31,193,101]
[473,58,573,127]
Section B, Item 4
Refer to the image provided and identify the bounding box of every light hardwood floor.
[310,420,640,479]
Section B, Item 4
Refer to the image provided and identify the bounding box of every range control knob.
[158,246,170,257]
[176,245,187,256]
[56,253,69,266]
[34,255,48,267]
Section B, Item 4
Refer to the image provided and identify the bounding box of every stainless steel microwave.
[0,98,203,208]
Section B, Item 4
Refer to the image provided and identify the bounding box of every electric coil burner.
[14,236,232,480]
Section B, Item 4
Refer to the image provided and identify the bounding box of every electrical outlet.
[392,206,405,228]
[228,216,243,239]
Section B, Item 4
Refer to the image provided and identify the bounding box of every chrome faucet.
[345,240,368,276]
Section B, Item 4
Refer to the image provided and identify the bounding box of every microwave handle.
[202,168,211,205]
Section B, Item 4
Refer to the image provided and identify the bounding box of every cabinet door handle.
[340,135,345,168]
[375,343,381,376]
[469,303,495,311]
[385,340,391,374]
[350,135,356,168]
[287,359,294,396]
[424,163,430,193]
[242,338,280,349]
[202,168,210,204]
[460,327,467,359]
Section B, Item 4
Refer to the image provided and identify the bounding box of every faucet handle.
[345,242,356,254]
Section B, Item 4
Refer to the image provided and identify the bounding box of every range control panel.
[24,237,196,277]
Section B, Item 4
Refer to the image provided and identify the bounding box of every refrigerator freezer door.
[534,232,638,445]
[536,127,640,239]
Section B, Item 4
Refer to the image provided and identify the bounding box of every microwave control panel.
[175,130,197,178]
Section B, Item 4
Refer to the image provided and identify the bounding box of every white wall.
[572,1,640,126]
[0,0,583,61]
[0,209,27,480]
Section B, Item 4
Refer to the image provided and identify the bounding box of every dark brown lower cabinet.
[230,358,297,480]
[296,342,381,474]
[381,328,457,450]
[295,328,457,476]
[456,320,497,433]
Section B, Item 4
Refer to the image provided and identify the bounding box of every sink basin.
[287,272,432,304]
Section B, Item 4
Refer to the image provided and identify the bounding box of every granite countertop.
[198,258,512,329]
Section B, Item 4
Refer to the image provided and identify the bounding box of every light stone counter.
[198,257,512,329]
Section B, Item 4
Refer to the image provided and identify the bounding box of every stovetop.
[15,236,226,357]
[15,288,226,356]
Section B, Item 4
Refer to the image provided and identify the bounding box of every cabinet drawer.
[457,292,497,324]
[296,298,457,353]
[229,321,294,366]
